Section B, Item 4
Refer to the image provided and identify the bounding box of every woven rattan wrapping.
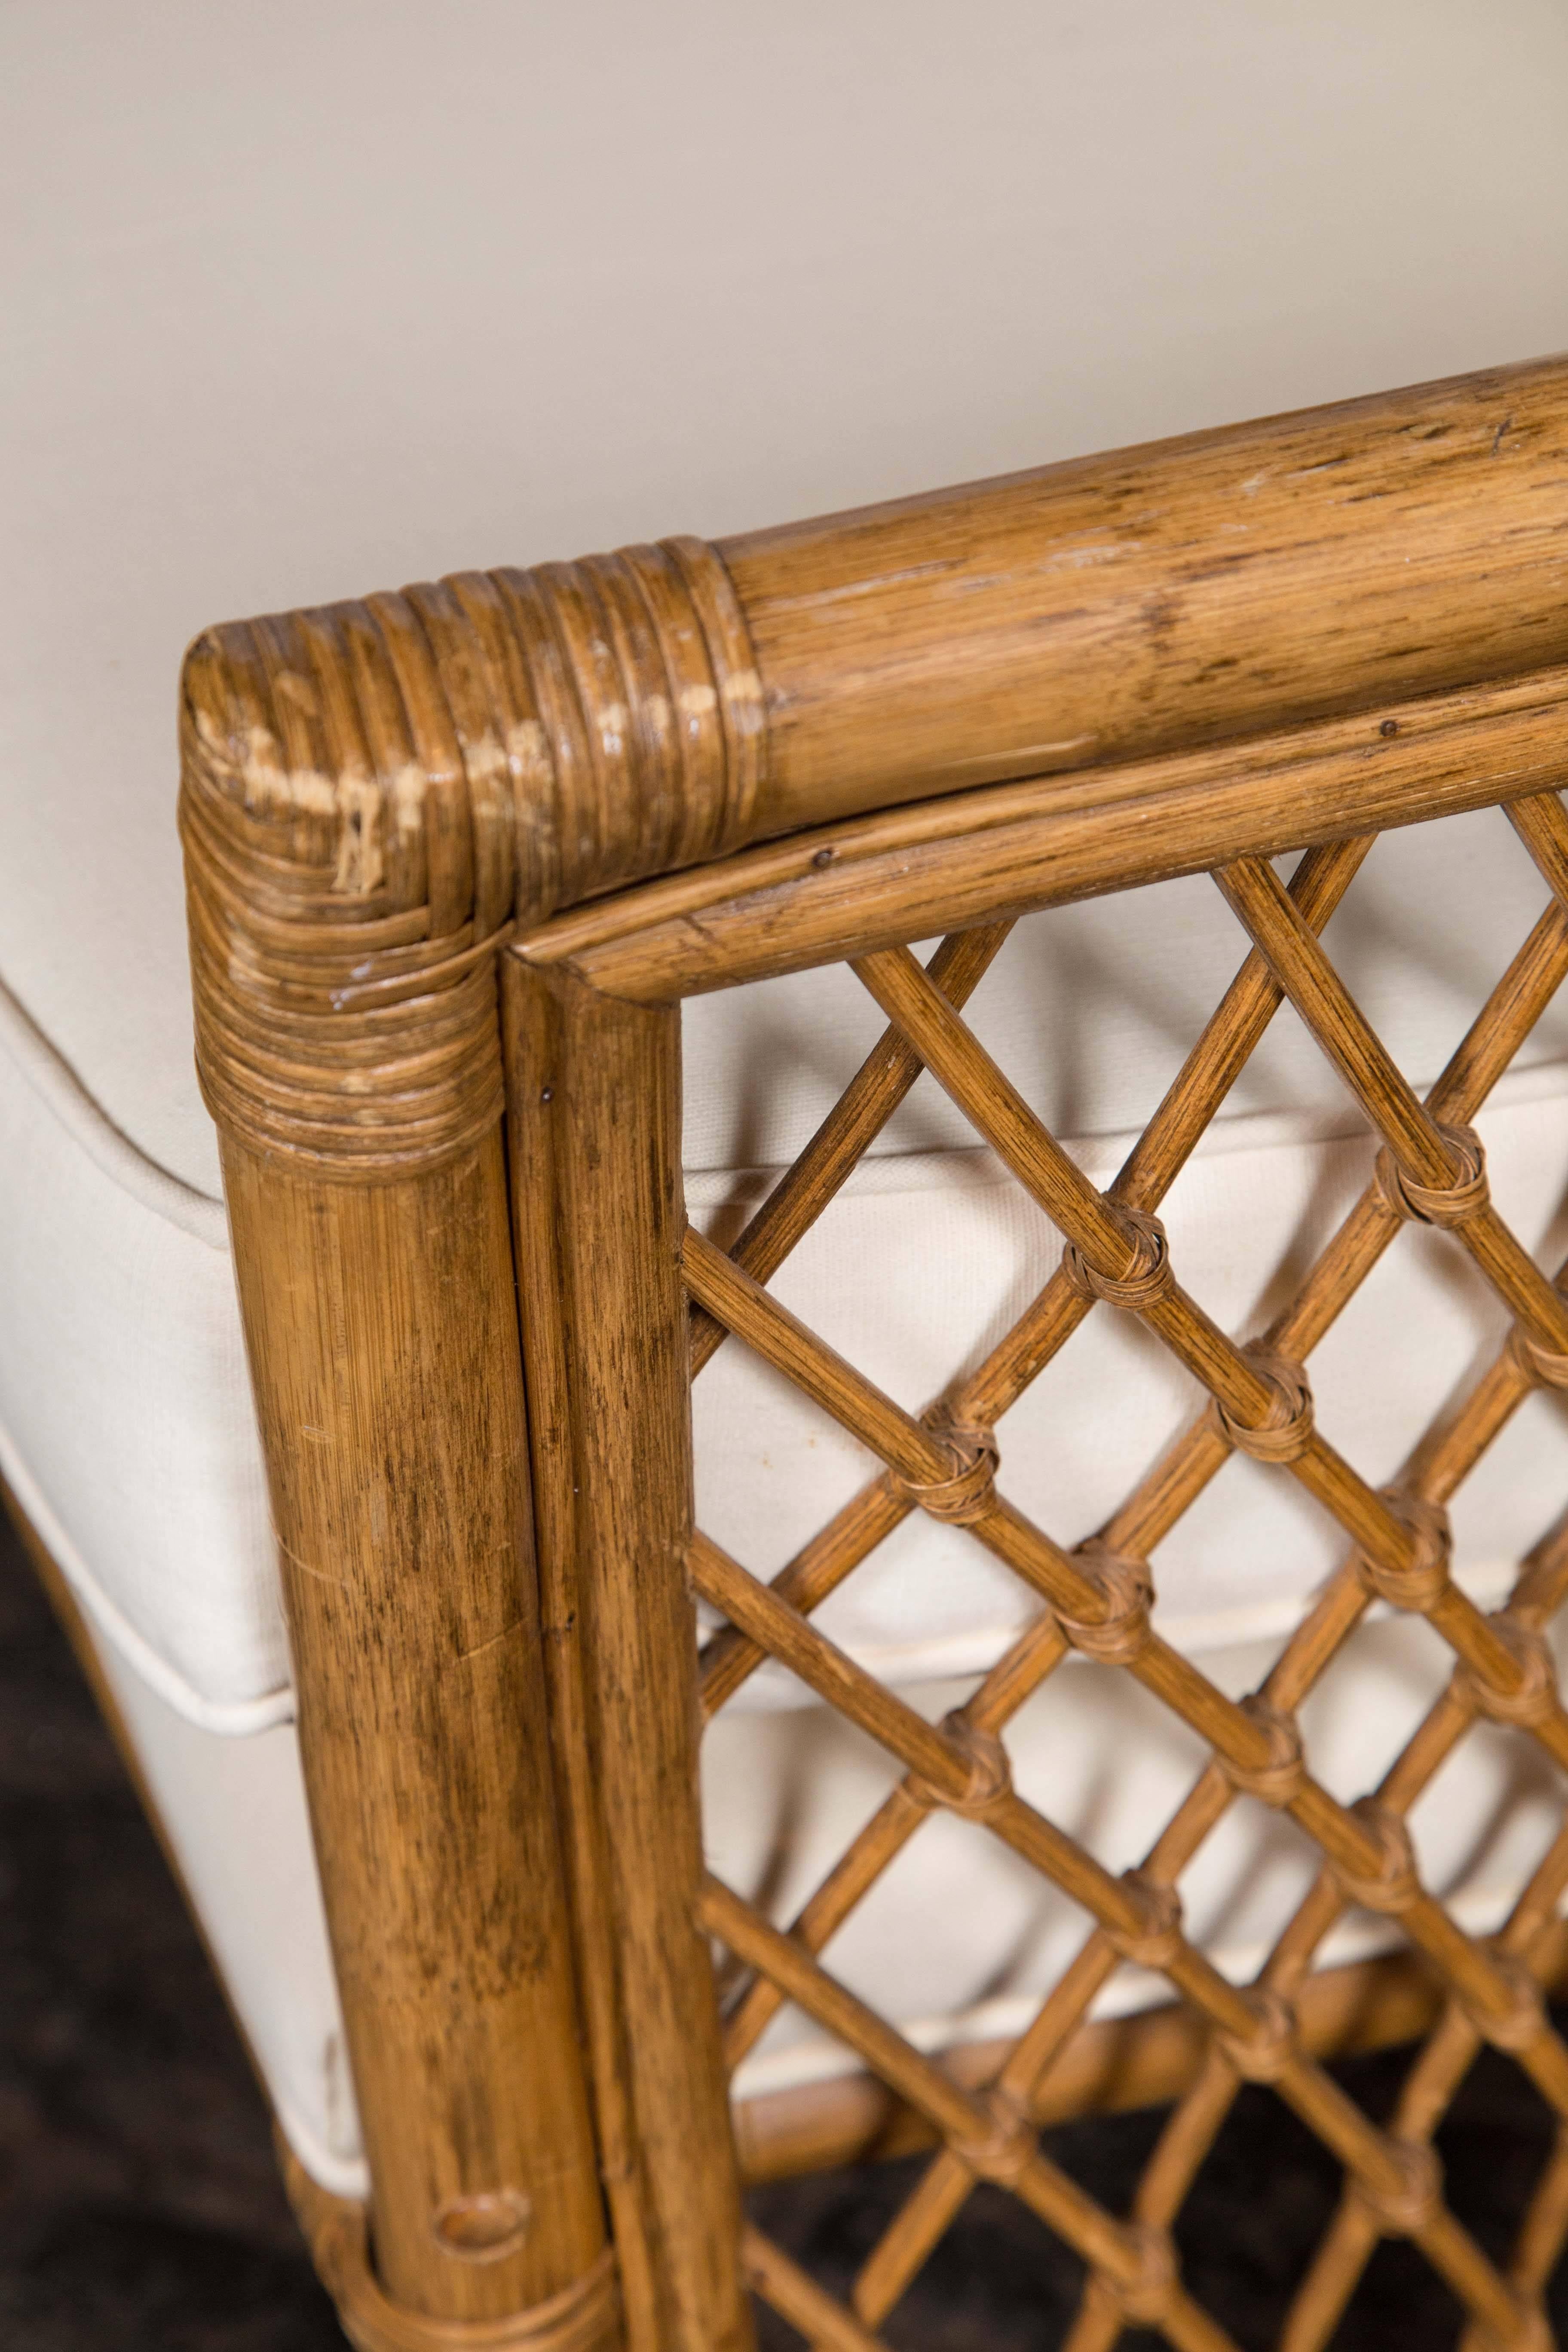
[280,2145,620,2352]
[179,542,763,1178]
[679,792,1568,2351]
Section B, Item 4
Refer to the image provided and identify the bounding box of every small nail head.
[812,845,836,868]
[539,1086,553,1103]
[1379,718,1399,738]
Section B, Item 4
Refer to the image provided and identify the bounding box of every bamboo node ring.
[1061,1206,1173,1310]
[1375,1123,1489,1228]
[1058,1543,1154,1666]
[1214,1348,1315,1464]
[896,1423,999,1523]
[282,2141,619,2352]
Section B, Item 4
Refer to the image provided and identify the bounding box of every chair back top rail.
[178,354,1568,1175]
[720,353,1568,837]
[184,355,1568,934]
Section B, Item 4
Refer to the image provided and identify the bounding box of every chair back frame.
[176,355,1568,2352]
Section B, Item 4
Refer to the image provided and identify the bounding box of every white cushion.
[710,1613,1568,2100]
[0,980,286,1727]
[692,998,1568,1686]
[5,0,1568,2188]
[9,812,1568,1721]
[86,1564,1568,2184]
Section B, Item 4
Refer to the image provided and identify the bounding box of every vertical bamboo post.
[181,594,619,2342]
[503,950,755,2352]
[219,1130,615,2334]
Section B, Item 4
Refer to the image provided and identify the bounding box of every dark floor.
[3,1507,1566,2350]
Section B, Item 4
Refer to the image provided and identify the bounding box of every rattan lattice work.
[662,791,1568,2352]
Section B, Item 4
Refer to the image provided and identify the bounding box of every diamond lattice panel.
[683,808,1568,2352]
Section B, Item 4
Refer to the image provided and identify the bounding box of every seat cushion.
[7,818,1568,1724]
[5,0,1568,2192]
[692,949,1568,1689]
[87,1553,1568,2186]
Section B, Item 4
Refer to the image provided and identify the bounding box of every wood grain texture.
[283,2140,620,2352]
[501,959,753,2352]
[502,964,666,2352]
[187,359,1568,1005]
[514,662,1568,1001]
[220,1132,608,2328]
[722,355,1568,831]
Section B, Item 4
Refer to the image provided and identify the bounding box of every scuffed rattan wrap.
[180,541,764,1177]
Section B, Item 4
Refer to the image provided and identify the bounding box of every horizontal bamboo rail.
[183,358,1568,1048]
[515,664,1568,997]
[722,355,1568,834]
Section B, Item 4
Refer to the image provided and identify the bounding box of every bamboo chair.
[118,353,1568,2348]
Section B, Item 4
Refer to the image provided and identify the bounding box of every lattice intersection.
[683,796,1568,2352]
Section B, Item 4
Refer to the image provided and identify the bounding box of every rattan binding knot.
[1220,1696,1306,1807]
[1465,2304,1556,2352]
[1214,1348,1315,1465]
[1358,1490,1452,1614]
[952,2084,1037,2188]
[1375,1122,1490,1228]
[896,1423,999,1524]
[1454,1614,1559,1730]
[1458,1942,1548,2056]
[1058,1544,1155,1666]
[1100,2224,1179,2325]
[1218,1987,1298,2084]
[908,1713,1014,1820]
[1061,1206,1173,1310]
[1108,1871,1185,1971]
[1332,1797,1420,1917]
[1353,2135,1442,2238]
[1507,1322,1568,1390]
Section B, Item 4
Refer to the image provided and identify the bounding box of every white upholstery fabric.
[0,979,287,1728]
[692,1028,1568,1689]
[82,1577,1568,2178]
[80,1611,365,2199]
[4,0,1568,2193]
[709,1613,1568,2098]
